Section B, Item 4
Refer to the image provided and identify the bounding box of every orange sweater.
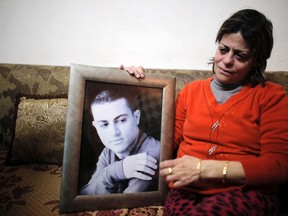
[173,77,288,194]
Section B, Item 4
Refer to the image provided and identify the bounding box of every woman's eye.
[236,54,248,61]
[219,47,228,54]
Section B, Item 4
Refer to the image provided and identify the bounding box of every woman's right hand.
[160,155,201,188]
[119,64,146,79]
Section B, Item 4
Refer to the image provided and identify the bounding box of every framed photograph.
[60,63,175,213]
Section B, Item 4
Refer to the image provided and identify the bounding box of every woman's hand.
[120,64,145,78]
[160,156,246,188]
[160,155,201,188]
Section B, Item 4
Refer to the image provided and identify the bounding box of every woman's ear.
[133,109,141,125]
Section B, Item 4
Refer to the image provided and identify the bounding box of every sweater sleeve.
[241,83,288,189]
[79,149,125,195]
[123,136,160,193]
[174,87,188,149]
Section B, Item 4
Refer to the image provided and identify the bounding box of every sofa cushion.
[9,97,67,165]
[0,64,70,159]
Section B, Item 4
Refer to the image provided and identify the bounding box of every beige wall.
[0,0,287,71]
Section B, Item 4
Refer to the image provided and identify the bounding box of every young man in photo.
[80,89,160,195]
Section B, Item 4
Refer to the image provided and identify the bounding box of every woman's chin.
[215,74,235,84]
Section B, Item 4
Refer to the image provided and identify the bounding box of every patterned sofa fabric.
[0,164,164,216]
[10,97,68,165]
[0,64,288,215]
[0,64,70,155]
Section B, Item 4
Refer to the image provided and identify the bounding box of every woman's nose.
[223,52,234,65]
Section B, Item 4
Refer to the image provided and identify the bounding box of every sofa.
[0,63,288,216]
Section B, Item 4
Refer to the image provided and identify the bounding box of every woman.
[121,9,288,215]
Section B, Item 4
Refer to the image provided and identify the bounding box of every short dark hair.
[215,9,273,86]
[91,89,135,112]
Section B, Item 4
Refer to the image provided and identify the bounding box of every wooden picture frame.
[60,63,175,213]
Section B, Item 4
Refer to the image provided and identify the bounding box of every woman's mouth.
[218,67,234,76]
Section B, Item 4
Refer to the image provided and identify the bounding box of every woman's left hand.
[160,155,201,188]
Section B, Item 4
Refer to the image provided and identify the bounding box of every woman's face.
[214,32,255,85]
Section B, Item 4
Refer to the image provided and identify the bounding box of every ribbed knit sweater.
[173,77,288,194]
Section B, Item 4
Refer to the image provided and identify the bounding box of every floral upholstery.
[0,64,288,215]
[0,64,69,153]
[0,164,163,216]
[10,97,67,165]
